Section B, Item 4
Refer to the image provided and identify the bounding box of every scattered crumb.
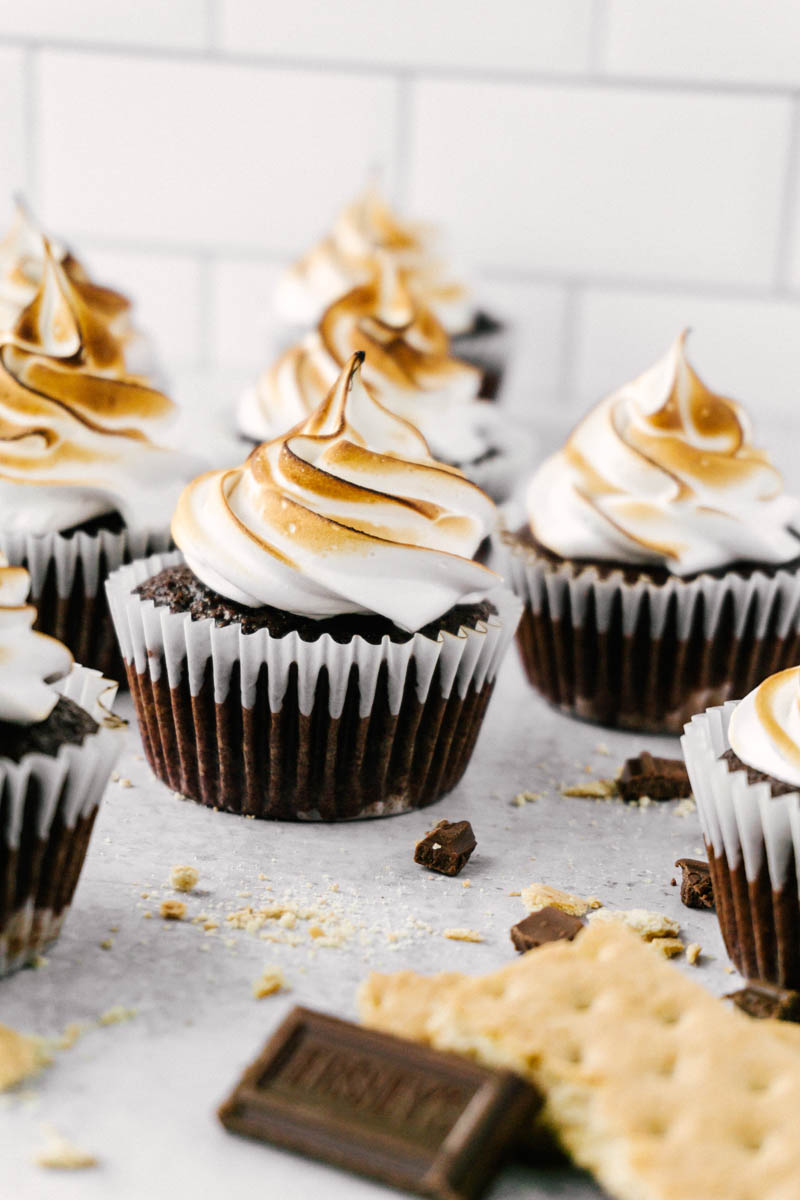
[309,925,325,939]
[0,1025,49,1091]
[57,1024,83,1051]
[512,791,540,807]
[675,797,697,818]
[35,1129,97,1170]
[462,880,471,889]
[650,937,685,958]
[169,865,199,893]
[521,882,602,917]
[443,928,484,943]
[98,1006,136,1027]
[160,899,186,921]
[99,938,113,951]
[203,921,218,932]
[118,777,132,789]
[725,966,736,975]
[562,779,617,799]
[588,908,680,941]
[140,892,149,899]
[686,942,702,965]
[594,742,610,755]
[252,966,287,999]
[279,912,296,929]
[31,954,48,969]
[143,911,152,919]
[508,890,521,897]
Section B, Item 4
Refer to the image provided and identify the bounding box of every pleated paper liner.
[497,532,800,733]
[106,551,521,821]
[0,664,122,977]
[682,702,800,988]
[1,525,171,680]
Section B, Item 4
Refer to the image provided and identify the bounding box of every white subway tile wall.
[1,0,799,445]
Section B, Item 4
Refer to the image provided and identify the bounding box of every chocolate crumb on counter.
[617,752,691,801]
[414,820,476,877]
[510,907,584,953]
[726,981,800,1022]
[674,858,715,911]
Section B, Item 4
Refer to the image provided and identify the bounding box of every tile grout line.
[774,96,800,291]
[587,0,610,75]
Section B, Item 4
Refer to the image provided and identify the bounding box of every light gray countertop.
[1,646,735,1200]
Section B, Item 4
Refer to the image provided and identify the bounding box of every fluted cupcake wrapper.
[682,703,800,987]
[0,664,122,977]
[496,533,800,733]
[106,550,521,820]
[0,525,172,679]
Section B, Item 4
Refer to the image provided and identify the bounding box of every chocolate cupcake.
[497,332,800,732]
[239,257,525,502]
[272,185,510,399]
[0,239,201,677]
[109,353,520,820]
[0,554,121,975]
[682,667,800,987]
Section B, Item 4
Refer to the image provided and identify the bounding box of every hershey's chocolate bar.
[414,819,476,876]
[674,858,715,911]
[218,1006,539,1199]
[510,906,584,952]
[727,981,800,1022]
[618,752,691,801]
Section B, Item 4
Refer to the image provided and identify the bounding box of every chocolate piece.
[414,819,476,876]
[617,752,691,801]
[719,747,798,796]
[674,858,715,911]
[510,907,584,953]
[726,982,800,1022]
[218,1006,540,1199]
[0,696,98,765]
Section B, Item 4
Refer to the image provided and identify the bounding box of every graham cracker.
[0,1024,48,1091]
[521,882,602,916]
[587,907,680,941]
[359,923,800,1200]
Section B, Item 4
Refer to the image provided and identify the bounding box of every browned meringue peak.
[334,185,426,258]
[0,241,173,436]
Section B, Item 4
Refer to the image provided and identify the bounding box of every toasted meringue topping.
[0,551,73,724]
[0,242,199,535]
[729,667,800,788]
[526,331,800,574]
[240,258,489,464]
[179,353,497,629]
[273,186,473,335]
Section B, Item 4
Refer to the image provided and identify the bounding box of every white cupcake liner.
[495,532,800,732]
[0,663,123,976]
[0,525,172,601]
[105,550,521,819]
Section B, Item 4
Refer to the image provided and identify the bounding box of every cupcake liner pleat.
[682,703,800,987]
[0,525,172,679]
[106,550,520,820]
[500,535,800,733]
[0,664,122,976]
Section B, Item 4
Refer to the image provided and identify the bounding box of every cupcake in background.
[0,198,160,381]
[0,553,121,975]
[239,257,526,501]
[108,352,521,820]
[0,240,202,677]
[497,331,800,732]
[273,184,509,398]
[682,666,800,987]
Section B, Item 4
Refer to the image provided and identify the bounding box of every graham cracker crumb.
[443,928,484,943]
[521,882,602,917]
[562,779,617,799]
[252,966,287,999]
[686,942,702,965]
[594,742,610,755]
[675,797,697,818]
[98,1006,136,1027]
[99,938,113,950]
[650,937,685,958]
[0,1024,49,1091]
[35,1129,97,1170]
[512,791,540,807]
[57,1024,83,1051]
[462,880,471,889]
[118,777,132,789]
[587,908,680,941]
[160,899,186,921]
[169,865,199,893]
[143,911,152,919]
[279,912,296,929]
[309,925,325,939]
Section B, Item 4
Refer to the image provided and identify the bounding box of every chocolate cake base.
[452,311,507,400]
[507,530,800,734]
[0,772,99,975]
[0,696,98,765]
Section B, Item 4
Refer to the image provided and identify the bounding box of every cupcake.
[0,553,121,975]
[0,240,201,677]
[682,668,800,987]
[240,258,524,502]
[273,185,509,398]
[0,198,159,380]
[108,352,521,820]
[497,332,800,732]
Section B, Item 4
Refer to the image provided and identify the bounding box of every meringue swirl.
[240,259,488,465]
[526,332,800,575]
[274,186,473,335]
[178,353,497,630]
[0,551,73,724]
[729,667,800,788]
[0,241,199,536]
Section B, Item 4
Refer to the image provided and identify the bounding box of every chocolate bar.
[618,752,691,801]
[510,906,584,952]
[218,1006,539,1199]
[674,858,715,911]
[414,819,476,876]
[727,982,800,1022]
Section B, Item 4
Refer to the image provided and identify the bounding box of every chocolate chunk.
[510,907,584,953]
[674,858,715,911]
[617,751,691,801]
[218,1006,540,1199]
[414,819,476,877]
[726,982,800,1022]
